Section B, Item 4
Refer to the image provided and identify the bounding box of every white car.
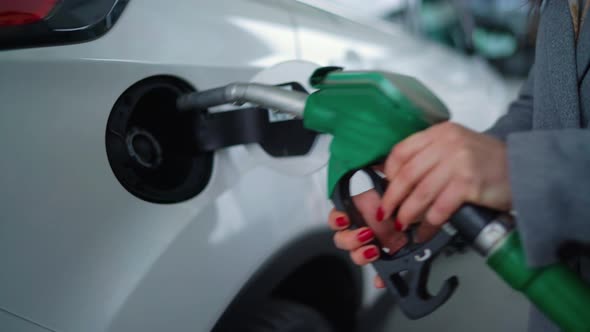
[0,1,512,332]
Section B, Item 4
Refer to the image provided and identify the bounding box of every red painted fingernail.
[357,229,374,242]
[376,206,385,222]
[363,247,379,259]
[335,216,348,227]
[394,218,404,232]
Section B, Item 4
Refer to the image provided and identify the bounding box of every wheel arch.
[212,229,363,332]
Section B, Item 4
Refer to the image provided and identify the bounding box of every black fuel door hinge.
[190,83,318,157]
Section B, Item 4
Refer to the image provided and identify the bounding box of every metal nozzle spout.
[176,82,308,118]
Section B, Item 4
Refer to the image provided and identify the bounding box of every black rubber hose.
[449,204,500,243]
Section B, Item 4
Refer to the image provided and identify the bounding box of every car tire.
[238,299,334,332]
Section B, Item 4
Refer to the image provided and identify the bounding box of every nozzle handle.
[332,167,458,320]
[177,87,229,111]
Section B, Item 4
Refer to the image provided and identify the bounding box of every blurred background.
[302,0,536,79]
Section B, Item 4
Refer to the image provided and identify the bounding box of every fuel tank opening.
[105,76,213,204]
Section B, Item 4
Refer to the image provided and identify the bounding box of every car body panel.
[0,1,512,331]
[0,1,304,331]
[0,58,330,332]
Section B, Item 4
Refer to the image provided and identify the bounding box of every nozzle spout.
[177,83,307,118]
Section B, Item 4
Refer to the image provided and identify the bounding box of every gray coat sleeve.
[484,67,534,140]
[484,67,590,267]
[507,129,590,266]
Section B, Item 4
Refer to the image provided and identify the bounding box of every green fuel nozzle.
[177,66,590,330]
[303,67,450,196]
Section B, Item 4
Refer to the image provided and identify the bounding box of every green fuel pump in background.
[303,67,590,332]
[177,65,590,331]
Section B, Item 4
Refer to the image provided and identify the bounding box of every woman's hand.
[327,122,511,289]
[381,122,511,237]
[328,189,407,288]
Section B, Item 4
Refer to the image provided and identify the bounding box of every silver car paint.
[0,1,512,331]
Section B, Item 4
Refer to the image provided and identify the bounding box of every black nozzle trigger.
[331,167,459,319]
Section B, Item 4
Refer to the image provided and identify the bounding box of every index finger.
[383,122,451,182]
[384,130,432,182]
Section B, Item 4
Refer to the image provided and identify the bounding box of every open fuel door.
[186,61,330,176]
